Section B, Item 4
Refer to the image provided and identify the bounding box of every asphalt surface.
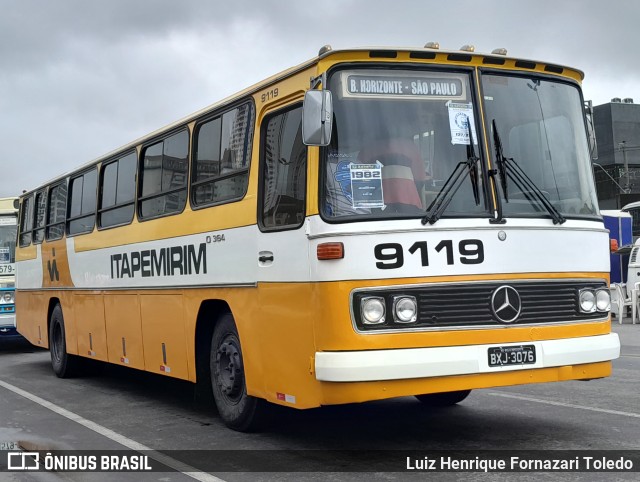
[0,317,638,481]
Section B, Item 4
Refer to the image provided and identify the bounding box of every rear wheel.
[210,314,267,432]
[415,389,471,407]
[49,303,81,378]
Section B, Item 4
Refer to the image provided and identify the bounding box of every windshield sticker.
[0,217,16,225]
[329,155,357,203]
[447,101,478,145]
[350,162,384,208]
[343,74,465,100]
[0,247,9,264]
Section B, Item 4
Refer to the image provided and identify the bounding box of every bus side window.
[33,190,47,244]
[139,130,189,219]
[67,169,97,236]
[19,195,34,247]
[99,152,136,228]
[259,105,307,230]
[192,102,254,207]
[47,182,67,241]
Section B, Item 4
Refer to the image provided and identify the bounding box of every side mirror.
[302,90,333,146]
[584,100,598,160]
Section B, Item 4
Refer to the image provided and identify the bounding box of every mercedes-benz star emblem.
[491,285,522,323]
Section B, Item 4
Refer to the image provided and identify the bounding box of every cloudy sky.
[1,0,638,197]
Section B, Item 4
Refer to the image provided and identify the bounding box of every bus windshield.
[483,74,598,218]
[322,68,599,222]
[0,219,17,275]
[322,68,489,220]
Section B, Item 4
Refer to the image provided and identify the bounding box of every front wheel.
[415,389,471,407]
[49,303,81,378]
[210,314,267,432]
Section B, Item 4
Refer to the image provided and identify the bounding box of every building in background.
[593,98,640,209]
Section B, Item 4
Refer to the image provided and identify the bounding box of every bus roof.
[20,45,585,197]
[622,201,640,211]
[316,45,584,79]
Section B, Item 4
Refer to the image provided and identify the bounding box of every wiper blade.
[422,124,481,225]
[467,125,481,206]
[492,120,565,225]
[492,119,509,202]
[489,119,507,223]
[504,163,565,224]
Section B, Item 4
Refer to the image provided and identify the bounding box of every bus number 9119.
[374,239,484,269]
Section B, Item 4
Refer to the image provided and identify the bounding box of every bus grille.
[352,280,607,331]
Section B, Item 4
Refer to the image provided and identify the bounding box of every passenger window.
[99,152,137,228]
[68,169,97,235]
[139,130,188,219]
[260,105,307,230]
[19,195,34,247]
[192,102,254,207]
[33,190,47,244]
[47,182,67,240]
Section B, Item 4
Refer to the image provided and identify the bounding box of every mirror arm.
[584,100,599,160]
[310,72,327,90]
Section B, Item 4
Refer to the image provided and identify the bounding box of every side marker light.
[317,242,344,260]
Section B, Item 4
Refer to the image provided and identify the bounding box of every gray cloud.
[1,0,638,196]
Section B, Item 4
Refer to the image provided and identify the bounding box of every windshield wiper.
[422,124,480,225]
[492,119,565,225]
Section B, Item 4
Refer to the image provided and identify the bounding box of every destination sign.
[345,75,464,99]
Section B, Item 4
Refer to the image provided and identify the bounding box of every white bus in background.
[0,197,19,340]
[621,201,640,242]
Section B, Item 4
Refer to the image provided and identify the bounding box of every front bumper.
[315,333,620,382]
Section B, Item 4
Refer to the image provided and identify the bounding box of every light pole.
[619,140,630,193]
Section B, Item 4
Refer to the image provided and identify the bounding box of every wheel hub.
[215,339,243,399]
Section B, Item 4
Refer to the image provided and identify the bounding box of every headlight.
[393,296,417,323]
[361,297,386,324]
[1,291,14,304]
[595,289,611,312]
[579,289,596,313]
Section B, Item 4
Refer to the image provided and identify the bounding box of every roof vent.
[424,41,440,49]
[612,97,622,103]
[624,98,634,104]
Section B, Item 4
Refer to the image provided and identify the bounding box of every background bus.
[621,200,640,242]
[16,44,620,431]
[0,197,19,340]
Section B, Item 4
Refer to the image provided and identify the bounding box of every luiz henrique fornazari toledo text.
[406,455,635,472]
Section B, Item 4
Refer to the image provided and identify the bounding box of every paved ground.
[611,311,640,355]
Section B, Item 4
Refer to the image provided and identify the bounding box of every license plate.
[488,344,536,367]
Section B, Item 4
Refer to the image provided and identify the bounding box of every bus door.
[256,103,309,282]
[255,103,318,402]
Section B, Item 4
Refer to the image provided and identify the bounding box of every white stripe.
[0,379,224,482]
[488,392,640,418]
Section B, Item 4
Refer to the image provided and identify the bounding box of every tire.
[210,313,267,432]
[49,303,81,378]
[415,389,471,407]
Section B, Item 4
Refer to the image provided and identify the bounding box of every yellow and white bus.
[1,197,19,339]
[16,44,620,431]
